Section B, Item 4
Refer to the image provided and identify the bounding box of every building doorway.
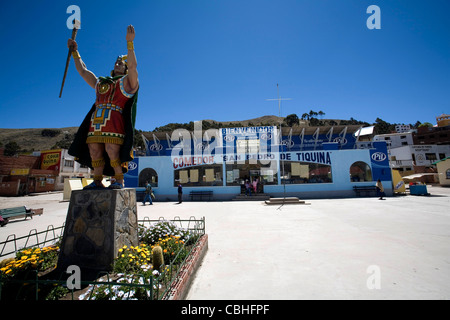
[225,161,277,193]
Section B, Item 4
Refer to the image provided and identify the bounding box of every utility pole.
[266,84,292,208]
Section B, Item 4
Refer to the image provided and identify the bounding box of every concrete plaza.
[1,186,450,300]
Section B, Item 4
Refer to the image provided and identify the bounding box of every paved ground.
[1,186,450,300]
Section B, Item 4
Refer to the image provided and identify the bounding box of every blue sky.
[1,0,449,131]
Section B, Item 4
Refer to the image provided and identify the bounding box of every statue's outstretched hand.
[126,25,135,42]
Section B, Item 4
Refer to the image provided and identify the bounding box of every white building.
[395,124,411,133]
[373,132,414,149]
[58,149,91,189]
[387,144,450,172]
[32,149,91,190]
[374,132,450,173]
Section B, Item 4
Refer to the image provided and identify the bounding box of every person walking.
[143,180,153,205]
[376,179,385,200]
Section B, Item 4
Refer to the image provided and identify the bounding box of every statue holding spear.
[66,25,139,189]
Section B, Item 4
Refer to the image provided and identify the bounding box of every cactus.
[152,245,164,272]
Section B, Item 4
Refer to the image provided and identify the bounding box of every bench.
[136,189,145,202]
[189,190,213,201]
[353,185,377,197]
[0,206,34,226]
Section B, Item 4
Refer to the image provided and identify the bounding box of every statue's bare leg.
[105,143,124,187]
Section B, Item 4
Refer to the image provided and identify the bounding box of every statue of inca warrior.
[68,25,139,189]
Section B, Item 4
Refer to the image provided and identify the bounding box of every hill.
[1,114,412,154]
[0,115,287,153]
[0,127,79,154]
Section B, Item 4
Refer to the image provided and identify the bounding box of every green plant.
[152,246,164,272]
[45,285,70,300]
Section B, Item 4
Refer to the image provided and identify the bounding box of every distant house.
[0,148,91,196]
[433,157,450,187]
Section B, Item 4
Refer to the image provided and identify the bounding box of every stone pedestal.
[57,188,138,279]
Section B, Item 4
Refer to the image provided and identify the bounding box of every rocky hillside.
[0,113,381,154]
[0,127,79,154]
[0,116,286,153]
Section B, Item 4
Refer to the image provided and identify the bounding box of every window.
[425,153,437,161]
[139,168,158,187]
[174,164,223,187]
[447,169,450,180]
[350,161,372,182]
[225,162,278,186]
[281,161,332,184]
[64,159,74,167]
[236,139,260,154]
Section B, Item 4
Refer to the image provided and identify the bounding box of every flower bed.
[0,218,206,300]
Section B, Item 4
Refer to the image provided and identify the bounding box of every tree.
[284,114,299,127]
[133,129,145,150]
[41,129,61,137]
[4,141,20,156]
[419,122,433,128]
[309,110,318,118]
[412,121,422,129]
[374,118,395,134]
[318,110,325,119]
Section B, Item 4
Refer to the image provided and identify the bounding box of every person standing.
[252,178,258,194]
[68,25,139,189]
[245,180,252,196]
[178,183,183,203]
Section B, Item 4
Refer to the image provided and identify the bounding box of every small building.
[433,157,450,186]
[124,125,393,200]
[395,124,411,133]
[0,152,58,196]
[0,148,91,196]
[32,149,91,190]
[436,114,450,127]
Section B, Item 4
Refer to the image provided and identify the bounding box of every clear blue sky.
[1,0,449,131]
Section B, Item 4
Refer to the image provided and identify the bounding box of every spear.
[59,19,81,98]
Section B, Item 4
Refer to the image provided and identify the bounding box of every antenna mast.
[266,84,292,208]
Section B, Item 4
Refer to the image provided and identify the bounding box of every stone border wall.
[163,234,208,300]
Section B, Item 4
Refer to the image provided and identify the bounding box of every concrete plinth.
[57,188,138,279]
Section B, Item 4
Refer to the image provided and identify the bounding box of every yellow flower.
[21,256,28,260]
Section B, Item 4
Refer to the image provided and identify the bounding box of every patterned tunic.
[86,75,135,145]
